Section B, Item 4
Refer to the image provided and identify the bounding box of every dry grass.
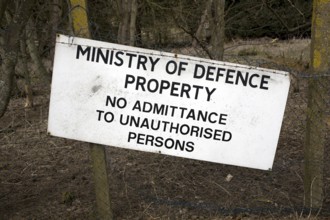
[1,39,329,219]
[225,38,310,63]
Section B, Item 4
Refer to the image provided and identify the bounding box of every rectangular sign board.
[48,34,290,170]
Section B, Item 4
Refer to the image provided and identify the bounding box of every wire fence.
[1,2,330,219]
[1,71,329,219]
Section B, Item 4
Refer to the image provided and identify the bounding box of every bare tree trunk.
[122,0,130,44]
[210,0,225,61]
[19,34,33,108]
[0,0,9,22]
[129,0,137,46]
[117,0,137,46]
[193,0,213,47]
[0,0,36,118]
[135,14,142,46]
[50,0,63,62]
[190,0,225,60]
[117,0,130,44]
[151,7,160,45]
[0,55,15,118]
[26,19,51,84]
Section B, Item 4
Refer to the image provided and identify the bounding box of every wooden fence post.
[69,0,113,219]
[304,0,329,209]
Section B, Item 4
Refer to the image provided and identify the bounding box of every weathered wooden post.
[69,0,113,219]
[304,0,329,209]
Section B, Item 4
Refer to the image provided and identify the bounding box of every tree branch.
[175,20,213,59]
[171,6,213,59]
[264,0,310,33]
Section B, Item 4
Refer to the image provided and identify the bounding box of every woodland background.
[1,0,330,219]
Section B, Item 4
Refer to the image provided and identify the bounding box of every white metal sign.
[48,34,290,170]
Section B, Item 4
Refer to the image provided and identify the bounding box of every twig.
[210,180,231,196]
[171,12,213,59]
[264,0,310,33]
